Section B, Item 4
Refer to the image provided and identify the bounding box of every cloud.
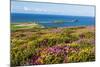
[23,7,30,11]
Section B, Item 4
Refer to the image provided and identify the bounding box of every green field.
[11,23,95,66]
[11,23,44,31]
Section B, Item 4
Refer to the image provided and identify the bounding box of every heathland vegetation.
[11,23,95,66]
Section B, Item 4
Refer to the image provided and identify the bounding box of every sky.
[11,1,95,17]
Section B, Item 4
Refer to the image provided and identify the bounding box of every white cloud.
[23,7,30,11]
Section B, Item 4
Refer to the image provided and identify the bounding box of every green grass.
[11,23,44,31]
[11,25,32,31]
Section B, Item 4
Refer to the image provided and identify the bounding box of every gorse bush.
[79,31,94,39]
[43,54,65,64]
[67,47,95,62]
[11,44,36,66]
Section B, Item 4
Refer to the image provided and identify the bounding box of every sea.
[11,13,95,27]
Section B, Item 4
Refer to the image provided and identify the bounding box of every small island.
[53,19,78,24]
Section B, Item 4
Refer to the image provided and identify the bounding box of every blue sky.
[11,1,95,17]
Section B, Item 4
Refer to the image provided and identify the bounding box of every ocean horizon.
[11,13,95,27]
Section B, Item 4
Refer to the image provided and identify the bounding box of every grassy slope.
[11,23,44,31]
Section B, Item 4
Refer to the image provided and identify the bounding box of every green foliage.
[79,31,95,39]
[11,44,36,66]
[43,54,64,64]
[67,42,79,48]
[67,47,95,62]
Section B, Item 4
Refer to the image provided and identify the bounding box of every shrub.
[11,44,36,66]
[67,48,95,62]
[79,32,95,39]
